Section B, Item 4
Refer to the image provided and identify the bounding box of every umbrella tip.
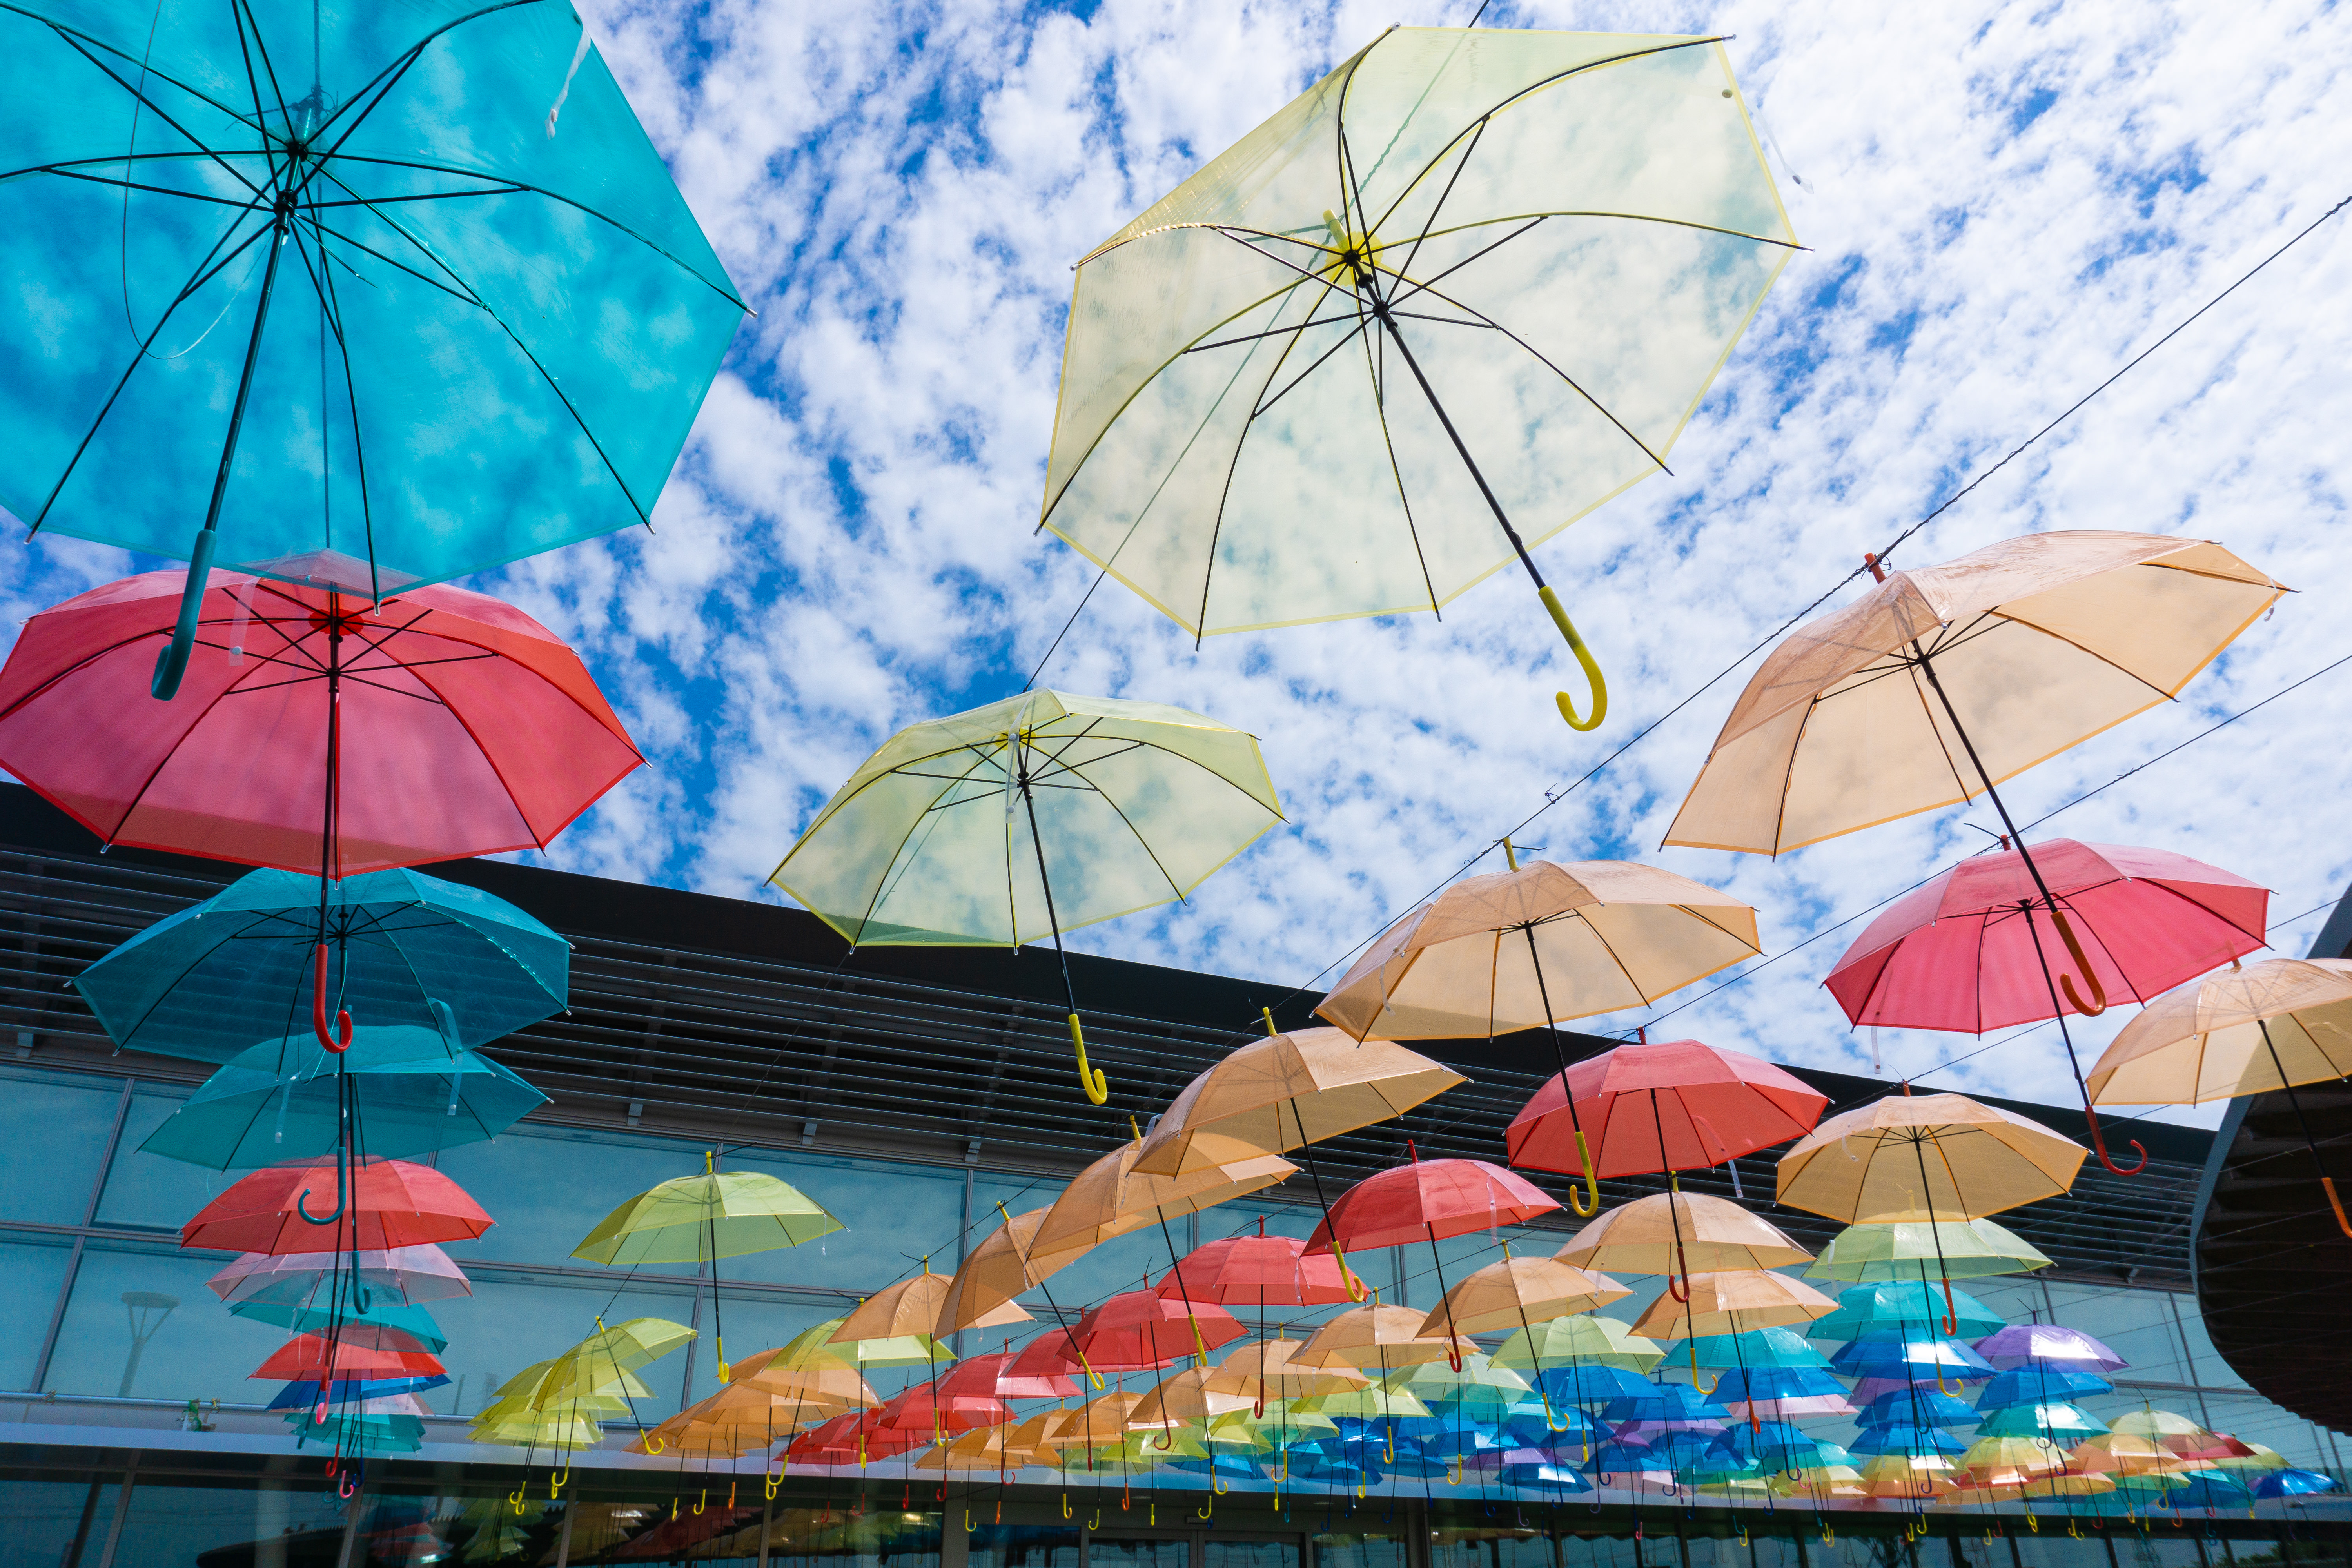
[1864,552,1886,583]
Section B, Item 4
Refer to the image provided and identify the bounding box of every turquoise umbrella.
[0,0,746,695]
[231,1276,448,1354]
[1682,1326,1830,1369]
[75,866,566,1063]
[1810,1281,2005,1340]
[139,1031,544,1169]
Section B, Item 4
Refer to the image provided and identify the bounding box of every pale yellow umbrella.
[1041,28,1799,728]
[1554,1190,1811,1292]
[1664,531,2284,856]
[769,689,1282,1103]
[1489,1313,1667,1374]
[1033,1142,1297,1256]
[1857,1454,1959,1500]
[1417,1253,1627,1337]
[1203,1337,1372,1401]
[1777,1091,2083,1328]
[2089,957,2352,1235]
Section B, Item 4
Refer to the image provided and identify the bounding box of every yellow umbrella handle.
[1329,1239,1368,1302]
[1069,1015,1109,1105]
[1568,1132,1600,1218]
[1539,588,1607,731]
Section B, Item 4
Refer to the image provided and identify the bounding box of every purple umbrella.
[1972,1324,2125,1372]
[207,1243,472,1308]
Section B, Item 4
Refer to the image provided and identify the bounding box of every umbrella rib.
[840,751,999,945]
[1354,286,1443,616]
[1250,314,1369,421]
[38,25,269,199]
[303,185,530,209]
[230,0,296,138]
[1390,117,1489,287]
[35,168,261,208]
[297,200,490,310]
[1186,314,1378,353]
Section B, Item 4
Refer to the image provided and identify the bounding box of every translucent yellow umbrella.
[2088,957,2352,1235]
[769,689,1282,1103]
[1039,28,1797,728]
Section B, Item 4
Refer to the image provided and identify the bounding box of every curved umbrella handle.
[2049,909,2109,1017]
[296,1152,347,1227]
[1940,1274,1960,1337]
[312,945,353,1053]
[1330,1240,1368,1303]
[2082,1105,2148,1176]
[150,529,216,701]
[1665,1241,1691,1304]
[1068,1015,1108,1105]
[1567,1132,1600,1218]
[1540,588,1607,731]
[2324,1176,2352,1240]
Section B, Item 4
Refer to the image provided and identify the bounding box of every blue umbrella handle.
[150,530,217,701]
[296,1167,346,1227]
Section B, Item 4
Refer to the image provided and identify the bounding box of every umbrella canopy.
[770,689,1282,1102]
[141,1036,542,1169]
[1704,1365,1852,1422]
[1977,1367,2114,1408]
[2109,1409,2249,1458]
[1154,1232,1353,1307]
[1294,1304,1470,1370]
[1317,861,1760,1042]
[1975,1403,2109,1442]
[180,1157,490,1253]
[2252,1468,2340,1499]
[935,1350,1074,1402]
[1627,1269,1838,1339]
[208,1243,470,1309]
[1664,532,2283,855]
[1306,1158,1558,1253]
[573,1169,843,1265]
[1807,1217,2052,1283]
[534,1318,697,1407]
[1824,842,2268,1034]
[1857,1454,1960,1499]
[1776,1092,2085,1303]
[1072,1290,1247,1370]
[1417,1255,1627,1338]
[1853,1388,1979,1428]
[1812,1281,2006,1339]
[1973,1323,2126,1372]
[231,1281,446,1355]
[1490,1316,1667,1375]
[1039,28,1792,701]
[1036,1141,1296,1258]
[1204,1338,1372,1401]
[7,579,643,891]
[935,1207,1087,1333]
[0,0,744,689]
[1554,1191,1811,1275]
[1506,1037,1826,1179]
[2090,958,2352,1105]
[1828,1336,1996,1381]
[833,1271,970,1345]
[1131,1028,1464,1176]
[1131,1368,1258,1428]
[254,1336,444,1382]
[1684,1327,1832,1370]
[75,865,568,1064]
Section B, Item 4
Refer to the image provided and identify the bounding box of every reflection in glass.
[1314,1534,1407,1568]
[1093,1536,1190,1568]
[349,1488,566,1566]
[43,1244,283,1404]
[0,1236,76,1390]
[1434,1528,1557,1568]
[970,1523,1080,1568]
[0,1468,123,1568]
[766,1503,943,1568]
[102,1473,350,1568]
[0,1065,123,1225]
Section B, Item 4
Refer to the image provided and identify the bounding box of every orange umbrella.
[933,1207,1074,1334]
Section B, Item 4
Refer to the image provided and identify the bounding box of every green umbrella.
[138,1030,545,1170]
[771,688,1283,1103]
[0,0,746,696]
[1807,1218,2053,1283]
[1039,27,1795,728]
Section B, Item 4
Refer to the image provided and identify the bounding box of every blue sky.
[7,0,2352,1126]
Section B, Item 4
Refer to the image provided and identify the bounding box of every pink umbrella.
[1824,838,2267,1173]
[207,1243,473,1308]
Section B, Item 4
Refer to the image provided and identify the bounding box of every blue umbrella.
[0,0,747,695]
[1829,1335,1996,1380]
[1603,1382,1721,1424]
[1854,1388,1979,1428]
[139,1033,544,1169]
[1972,1401,2107,1441]
[1709,1421,1821,1471]
[1533,1366,1660,1406]
[1706,1367,1849,1407]
[1847,1423,1969,1457]
[1976,1366,2114,1408]
[267,1374,448,1411]
[2252,1468,2339,1499]
[76,866,566,1063]
[2160,1470,2254,1511]
[1494,1458,1592,1491]
[1165,1455,1265,1483]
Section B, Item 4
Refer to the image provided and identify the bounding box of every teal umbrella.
[1809,1281,2005,1341]
[0,0,747,695]
[1682,1326,1830,1369]
[138,1031,544,1169]
[76,866,566,1063]
[231,1275,448,1354]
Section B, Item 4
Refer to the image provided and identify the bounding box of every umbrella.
[2160,1470,2256,1511]
[1293,1304,1470,1370]
[1684,1326,1831,1370]
[935,1206,1087,1334]
[1491,1318,1666,1375]
[1417,1254,1626,1337]
[1072,1290,1247,1370]
[1130,1368,1257,1429]
[1972,1323,2126,1372]
[1154,1228,1354,1308]
[254,1335,444,1382]
[2252,1468,2340,1499]
[1305,1151,1557,1361]
[1039,27,1797,724]
[76,864,568,1065]
[181,1157,490,1253]
[533,1318,697,1409]
[0,0,745,696]
[573,1155,842,1381]
[1823,840,2268,1174]
[140,1035,543,1169]
[770,688,1282,1102]
[2089,957,2352,1235]
[1777,1091,2082,1327]
[1505,1036,1826,1201]
[209,1243,469,1310]
[1317,855,1760,1213]
[1204,1338,1372,1402]
[1976,1367,2114,1408]
[1853,1388,1979,1429]
[1813,1281,2006,1340]
[1554,1190,1811,1287]
[1703,1365,1853,1423]
[1856,1454,1960,1500]
[230,1274,446,1356]
[1807,1217,2052,1283]
[1828,1336,1996,1382]
[1627,1269,1837,1340]
[2109,1408,2250,1459]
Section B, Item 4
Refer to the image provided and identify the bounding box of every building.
[0,784,2341,1568]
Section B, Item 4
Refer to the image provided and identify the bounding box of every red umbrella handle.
[2325,1178,2352,1240]
[2082,1105,2147,1176]
[312,944,353,1053]
[1940,1274,1960,1336]
[2049,909,2108,1017]
[1665,1241,1691,1304]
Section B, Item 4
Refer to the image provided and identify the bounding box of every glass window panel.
[764,1503,943,1568]
[1434,1529,1560,1568]
[973,1523,1083,1568]
[1557,1527,1640,1568]
[432,1123,728,1266]
[42,1242,284,1402]
[0,1234,76,1390]
[1751,1525,1806,1568]
[1314,1533,1406,1568]
[2014,1533,2118,1568]
[91,1083,237,1231]
[0,1065,122,1225]
[2114,1534,2211,1568]
[1812,1528,1916,1568]
[556,1489,765,1566]
[102,1471,350,1568]
[2163,1304,2251,1392]
[418,1273,702,1421]
[348,1482,566,1566]
[1203,1539,1303,1568]
[0,1466,125,1568]
[1688,1534,1748,1568]
[2038,1284,2192,1387]
[1093,1536,1191,1568]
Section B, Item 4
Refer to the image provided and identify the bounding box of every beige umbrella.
[1416,1253,1627,1338]
[2089,957,2352,1236]
[1627,1268,1836,1339]
[1203,1338,1372,1401]
[1292,1303,1471,1370]
[1665,531,2283,857]
[1129,1368,1255,1431]
[1033,1142,1296,1256]
[1554,1190,1810,1302]
[1316,852,1759,1216]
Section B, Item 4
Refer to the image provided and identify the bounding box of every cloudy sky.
[9,0,2352,1128]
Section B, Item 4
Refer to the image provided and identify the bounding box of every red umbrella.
[1005,1332,1085,1384]
[786,1412,868,1465]
[875,1380,1007,1435]
[938,1350,1078,1401]
[1071,1289,1245,1370]
[1305,1149,1559,1368]
[1151,1228,1353,1307]
[0,570,640,876]
[1505,1038,1827,1180]
[1825,838,2268,1174]
[180,1158,491,1254]
[253,1335,445,1381]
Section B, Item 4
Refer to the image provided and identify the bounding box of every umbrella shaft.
[1368,305,1544,588]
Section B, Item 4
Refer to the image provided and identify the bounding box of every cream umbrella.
[1554,1190,1811,1303]
[1040,27,1798,729]
[1628,1267,1837,1419]
[770,688,1282,1103]
[1292,1302,1470,1370]
[1417,1253,1627,1337]
[2088,957,2352,1236]
[1316,852,1759,1214]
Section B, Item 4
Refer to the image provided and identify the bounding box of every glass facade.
[5,1056,2349,1568]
